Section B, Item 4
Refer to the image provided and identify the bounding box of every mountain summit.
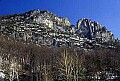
[76,18,114,42]
[0,10,119,48]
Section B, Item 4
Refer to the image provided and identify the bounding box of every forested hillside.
[0,33,120,81]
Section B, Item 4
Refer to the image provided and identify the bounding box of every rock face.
[76,18,115,43]
[27,10,71,28]
[0,10,118,48]
[0,10,72,47]
[0,9,71,28]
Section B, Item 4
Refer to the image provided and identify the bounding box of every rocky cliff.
[0,9,71,28]
[76,18,115,43]
[0,10,119,48]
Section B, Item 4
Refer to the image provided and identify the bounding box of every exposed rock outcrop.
[0,10,119,48]
[76,18,115,43]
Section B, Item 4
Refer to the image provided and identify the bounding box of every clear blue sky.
[0,0,120,39]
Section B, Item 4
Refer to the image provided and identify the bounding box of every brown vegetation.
[0,33,120,81]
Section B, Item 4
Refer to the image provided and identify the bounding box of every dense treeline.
[0,33,120,81]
